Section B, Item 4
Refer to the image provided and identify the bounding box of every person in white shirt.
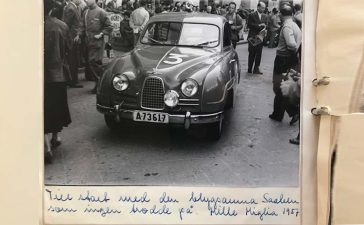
[129,0,150,43]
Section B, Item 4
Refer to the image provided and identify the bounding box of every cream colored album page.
[0,0,318,225]
[316,0,364,114]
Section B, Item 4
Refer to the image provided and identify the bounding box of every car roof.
[148,12,226,27]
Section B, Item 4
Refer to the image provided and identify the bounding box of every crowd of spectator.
[105,0,235,16]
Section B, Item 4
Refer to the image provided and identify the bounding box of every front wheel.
[104,114,120,131]
[206,117,223,141]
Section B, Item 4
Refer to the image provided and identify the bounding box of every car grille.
[141,77,165,110]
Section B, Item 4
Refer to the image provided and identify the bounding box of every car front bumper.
[96,104,223,129]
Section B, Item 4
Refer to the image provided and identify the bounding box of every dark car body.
[97,12,241,139]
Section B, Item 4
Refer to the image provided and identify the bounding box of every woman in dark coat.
[44,0,72,162]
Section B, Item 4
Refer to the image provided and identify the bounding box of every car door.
[222,22,237,85]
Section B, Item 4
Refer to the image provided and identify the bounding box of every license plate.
[133,111,169,123]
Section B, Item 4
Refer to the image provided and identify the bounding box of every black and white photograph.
[44,0,303,187]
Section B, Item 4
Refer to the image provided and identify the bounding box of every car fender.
[200,58,232,112]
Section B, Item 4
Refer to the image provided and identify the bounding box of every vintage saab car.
[96,13,241,140]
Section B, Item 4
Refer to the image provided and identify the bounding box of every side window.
[223,22,232,47]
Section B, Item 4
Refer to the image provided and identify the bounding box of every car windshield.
[140,22,220,48]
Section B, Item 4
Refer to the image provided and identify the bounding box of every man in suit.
[247,2,268,74]
[63,0,83,88]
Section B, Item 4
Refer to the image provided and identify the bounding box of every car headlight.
[164,90,179,107]
[113,74,129,91]
[181,79,198,97]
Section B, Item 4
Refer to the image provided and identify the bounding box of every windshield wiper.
[194,40,218,46]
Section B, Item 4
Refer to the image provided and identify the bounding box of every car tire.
[104,114,120,131]
[225,88,234,109]
[206,117,223,141]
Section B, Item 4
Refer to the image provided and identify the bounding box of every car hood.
[129,45,221,83]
